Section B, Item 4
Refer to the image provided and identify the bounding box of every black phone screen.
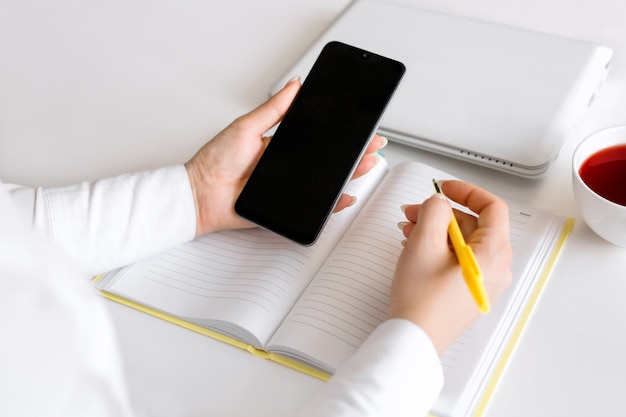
[235,41,405,245]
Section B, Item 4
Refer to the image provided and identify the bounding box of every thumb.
[406,194,452,253]
[238,77,301,136]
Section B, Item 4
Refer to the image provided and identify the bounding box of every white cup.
[572,125,626,247]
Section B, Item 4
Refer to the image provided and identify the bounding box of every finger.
[364,134,388,155]
[405,194,452,254]
[349,135,388,180]
[452,208,478,238]
[402,204,420,223]
[350,153,378,179]
[333,194,357,213]
[398,221,416,239]
[261,135,272,147]
[401,202,477,241]
[398,204,419,238]
[236,77,301,135]
[440,180,509,241]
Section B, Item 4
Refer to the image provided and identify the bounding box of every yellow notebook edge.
[469,216,576,417]
[91,276,331,382]
[92,215,574,416]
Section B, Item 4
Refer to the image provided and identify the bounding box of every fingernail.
[401,239,408,247]
[285,75,301,86]
[347,195,357,207]
[397,221,410,231]
[379,136,388,148]
[432,193,447,201]
[400,204,409,213]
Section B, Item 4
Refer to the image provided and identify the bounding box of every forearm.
[297,319,443,417]
[6,165,196,275]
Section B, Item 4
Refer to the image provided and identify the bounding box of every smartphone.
[235,41,405,245]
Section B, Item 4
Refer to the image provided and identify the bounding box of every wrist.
[184,161,208,237]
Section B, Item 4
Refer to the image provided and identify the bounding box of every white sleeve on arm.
[297,319,444,417]
[6,165,196,275]
[0,187,136,417]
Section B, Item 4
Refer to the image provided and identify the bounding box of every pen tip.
[432,179,441,193]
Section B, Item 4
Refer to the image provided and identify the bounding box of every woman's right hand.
[388,180,513,355]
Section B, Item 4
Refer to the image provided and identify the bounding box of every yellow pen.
[433,179,490,313]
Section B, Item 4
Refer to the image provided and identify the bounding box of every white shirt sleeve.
[297,319,444,417]
[5,165,196,276]
[2,168,444,417]
[0,186,136,417]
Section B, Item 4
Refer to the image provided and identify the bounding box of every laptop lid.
[270,0,612,178]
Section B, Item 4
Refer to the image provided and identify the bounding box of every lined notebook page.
[435,205,564,417]
[267,162,438,369]
[267,161,558,386]
[100,159,388,347]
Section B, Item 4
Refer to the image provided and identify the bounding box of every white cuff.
[8,165,196,275]
[298,318,443,417]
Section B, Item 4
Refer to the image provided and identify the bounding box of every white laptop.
[270,0,613,178]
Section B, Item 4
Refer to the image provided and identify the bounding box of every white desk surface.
[2,1,625,416]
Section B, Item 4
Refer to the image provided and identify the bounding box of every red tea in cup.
[578,144,626,206]
[573,125,626,246]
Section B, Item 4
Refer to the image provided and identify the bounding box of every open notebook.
[96,159,573,417]
[271,0,613,178]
